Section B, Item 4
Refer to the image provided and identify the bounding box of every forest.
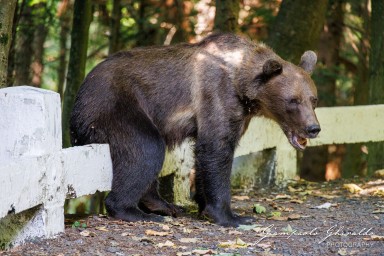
[1,0,384,254]
[1,0,383,181]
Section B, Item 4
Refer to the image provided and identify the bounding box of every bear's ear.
[262,59,283,78]
[299,51,317,74]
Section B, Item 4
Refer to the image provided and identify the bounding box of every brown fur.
[70,33,320,226]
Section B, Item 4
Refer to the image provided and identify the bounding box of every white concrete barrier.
[1,86,384,249]
[0,86,113,249]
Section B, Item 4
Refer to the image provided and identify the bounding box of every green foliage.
[71,221,87,228]
[0,33,8,45]
[252,203,266,214]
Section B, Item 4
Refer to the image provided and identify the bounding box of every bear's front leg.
[194,134,254,227]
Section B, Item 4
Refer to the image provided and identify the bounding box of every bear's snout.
[305,124,321,138]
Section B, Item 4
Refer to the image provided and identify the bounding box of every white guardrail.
[1,86,384,248]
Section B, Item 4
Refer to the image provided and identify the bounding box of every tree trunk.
[163,0,193,44]
[268,0,328,63]
[0,0,17,88]
[214,0,239,32]
[62,0,92,148]
[268,0,328,181]
[6,0,19,87]
[109,0,122,54]
[31,2,49,88]
[342,0,370,178]
[13,1,34,86]
[301,0,343,181]
[367,1,384,174]
[57,0,73,98]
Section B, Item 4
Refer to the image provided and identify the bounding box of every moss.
[0,33,9,45]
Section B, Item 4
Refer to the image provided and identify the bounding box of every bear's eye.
[289,98,300,105]
[311,98,318,109]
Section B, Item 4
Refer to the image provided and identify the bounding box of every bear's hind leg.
[139,180,183,217]
[104,109,166,223]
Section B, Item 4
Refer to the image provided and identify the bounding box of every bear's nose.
[306,125,321,138]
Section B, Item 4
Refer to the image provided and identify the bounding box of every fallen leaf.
[256,242,272,249]
[313,194,338,199]
[157,240,175,248]
[228,230,243,235]
[373,188,384,197]
[182,228,192,234]
[192,249,217,255]
[253,203,266,214]
[268,216,288,221]
[233,195,250,201]
[179,238,198,243]
[161,224,171,231]
[95,226,109,232]
[281,224,294,233]
[374,169,384,178]
[237,224,261,231]
[343,183,363,193]
[131,236,154,244]
[298,191,312,196]
[290,199,304,204]
[363,235,384,241]
[338,248,348,256]
[287,214,301,220]
[219,238,249,249]
[145,229,170,236]
[282,207,294,212]
[268,211,282,218]
[288,186,301,192]
[176,252,192,256]
[311,202,332,209]
[274,194,292,200]
[79,230,96,237]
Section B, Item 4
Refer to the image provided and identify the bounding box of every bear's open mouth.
[290,134,308,150]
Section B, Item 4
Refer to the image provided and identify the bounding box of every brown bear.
[70,33,320,227]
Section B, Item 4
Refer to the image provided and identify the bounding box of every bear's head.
[249,51,320,150]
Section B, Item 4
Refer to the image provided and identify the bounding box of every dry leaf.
[79,230,96,237]
[228,230,243,235]
[95,226,109,232]
[313,194,338,199]
[232,195,250,201]
[373,188,384,197]
[274,194,292,200]
[179,237,198,243]
[182,228,192,234]
[157,240,175,248]
[343,183,363,193]
[268,216,288,221]
[312,202,332,209]
[145,229,170,236]
[256,242,272,249]
[290,199,304,204]
[298,190,312,196]
[219,238,249,249]
[176,252,192,256]
[161,224,170,231]
[287,214,301,220]
[288,186,301,192]
[338,248,348,256]
[363,235,384,241]
[192,249,217,255]
[374,169,384,178]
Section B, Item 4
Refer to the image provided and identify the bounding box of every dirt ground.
[1,178,384,256]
